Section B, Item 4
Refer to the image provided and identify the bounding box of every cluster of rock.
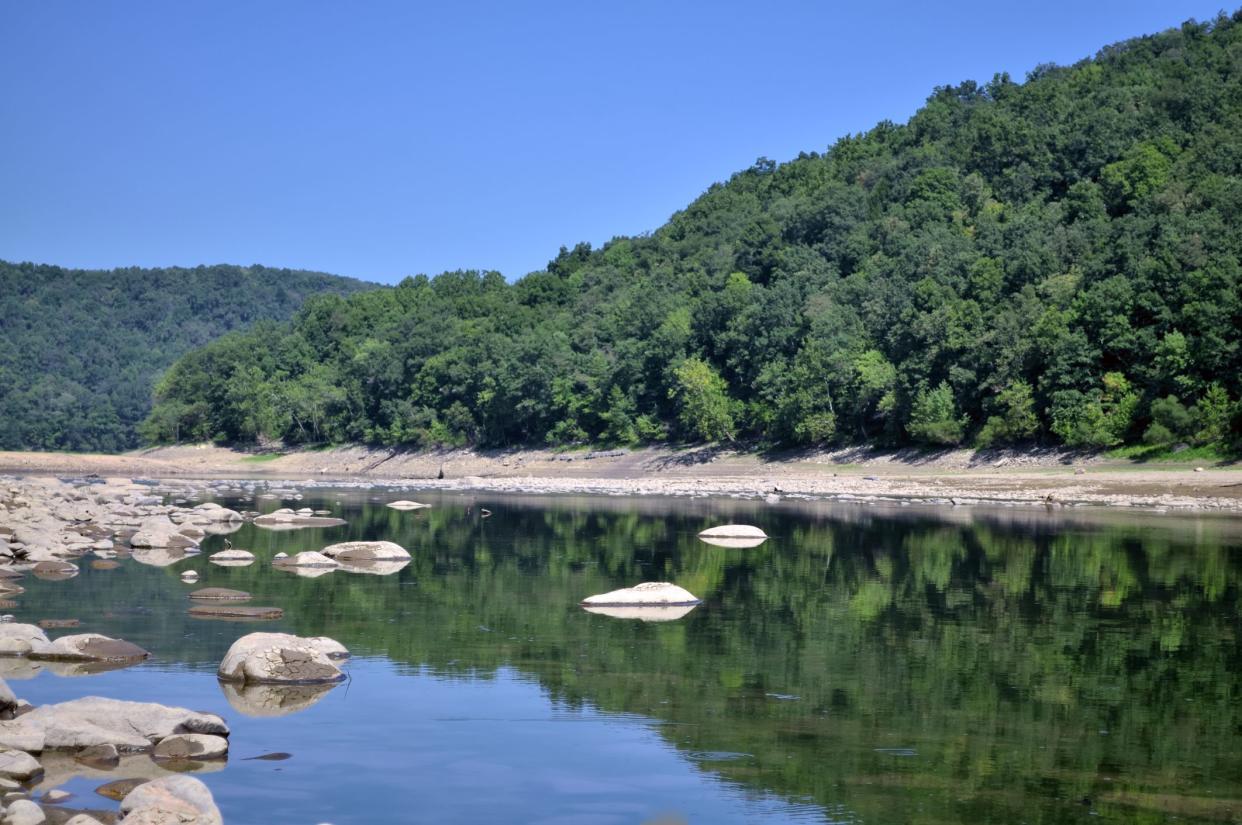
[272,541,411,577]
[0,629,350,823]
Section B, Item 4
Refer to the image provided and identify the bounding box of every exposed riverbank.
[0,444,1239,512]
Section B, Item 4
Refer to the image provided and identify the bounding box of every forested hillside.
[148,14,1242,451]
[0,262,373,451]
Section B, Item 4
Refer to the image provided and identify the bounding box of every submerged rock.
[580,582,701,606]
[253,510,346,530]
[30,561,79,581]
[217,633,348,685]
[4,799,46,825]
[119,775,222,825]
[95,777,148,801]
[188,605,283,621]
[187,588,251,602]
[0,749,42,781]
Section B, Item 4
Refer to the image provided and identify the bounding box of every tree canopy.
[148,13,1242,451]
[0,262,373,451]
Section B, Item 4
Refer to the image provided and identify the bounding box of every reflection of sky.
[22,659,834,825]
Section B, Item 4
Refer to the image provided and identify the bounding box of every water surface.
[13,490,1242,824]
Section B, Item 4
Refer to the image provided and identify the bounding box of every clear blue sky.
[1,1,1229,285]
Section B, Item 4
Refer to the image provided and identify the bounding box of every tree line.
[147,14,1242,452]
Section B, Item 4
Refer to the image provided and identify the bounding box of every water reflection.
[10,490,1242,824]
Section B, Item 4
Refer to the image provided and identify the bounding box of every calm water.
[11,489,1242,825]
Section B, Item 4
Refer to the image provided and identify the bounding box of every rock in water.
[220,681,338,718]
[271,551,338,568]
[95,777,148,801]
[4,799,47,825]
[0,625,51,656]
[581,604,699,621]
[580,582,701,606]
[208,548,255,567]
[188,605,283,621]
[152,733,229,761]
[30,561,79,581]
[119,775,223,825]
[217,633,349,684]
[188,587,251,602]
[698,524,767,538]
[0,749,43,781]
[27,634,150,663]
[385,500,429,510]
[319,541,410,561]
[0,697,228,752]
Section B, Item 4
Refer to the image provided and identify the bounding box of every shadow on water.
[11,489,1242,824]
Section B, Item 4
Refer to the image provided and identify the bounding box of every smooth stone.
[30,561,78,582]
[207,549,254,567]
[119,775,222,825]
[3,799,46,825]
[699,535,768,549]
[0,750,42,781]
[152,734,228,761]
[179,571,199,583]
[580,582,701,607]
[0,626,51,657]
[217,633,347,685]
[319,541,410,562]
[35,620,79,630]
[89,560,120,571]
[41,789,71,804]
[187,588,251,602]
[697,524,768,539]
[385,500,429,510]
[63,815,106,825]
[187,605,283,621]
[0,697,227,752]
[74,744,119,768]
[272,551,338,569]
[582,604,699,621]
[27,634,150,663]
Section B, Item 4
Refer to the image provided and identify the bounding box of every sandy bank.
[0,444,1238,513]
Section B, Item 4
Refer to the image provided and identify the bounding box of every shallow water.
[12,490,1242,825]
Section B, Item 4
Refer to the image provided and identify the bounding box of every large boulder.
[320,541,410,562]
[119,775,223,825]
[27,634,150,663]
[0,626,51,657]
[0,697,228,753]
[217,633,348,685]
[580,582,701,606]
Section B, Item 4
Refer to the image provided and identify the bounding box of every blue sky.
[1,1,1229,284]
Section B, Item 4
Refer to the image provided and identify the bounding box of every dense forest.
[0,262,373,452]
[147,14,1242,452]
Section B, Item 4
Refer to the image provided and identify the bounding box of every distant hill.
[0,262,375,451]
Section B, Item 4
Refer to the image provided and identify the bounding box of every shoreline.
[0,444,1239,514]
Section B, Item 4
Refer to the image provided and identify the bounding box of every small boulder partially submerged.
[28,634,150,664]
[217,633,349,685]
[319,541,410,562]
[271,551,338,569]
[698,524,768,548]
[188,605,283,622]
[30,561,79,581]
[219,680,338,718]
[580,582,701,607]
[0,625,51,656]
[208,548,255,567]
[253,510,346,530]
[188,588,251,602]
[385,500,429,510]
[152,733,229,761]
[581,604,699,622]
[0,697,228,752]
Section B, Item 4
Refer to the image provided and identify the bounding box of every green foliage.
[144,15,1242,451]
[0,262,371,451]
[669,358,736,442]
[977,380,1039,446]
[907,382,967,445]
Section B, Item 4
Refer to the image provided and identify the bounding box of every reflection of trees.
[19,496,1242,824]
